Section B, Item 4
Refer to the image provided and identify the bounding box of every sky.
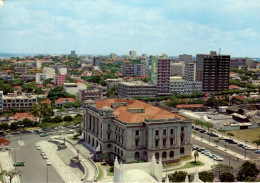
[0,0,260,57]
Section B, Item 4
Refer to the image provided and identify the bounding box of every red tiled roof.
[180,98,189,103]
[36,84,43,87]
[46,83,54,86]
[95,99,185,123]
[13,86,21,89]
[41,98,52,105]
[230,72,238,75]
[55,98,76,104]
[14,112,34,121]
[234,95,245,99]
[229,85,241,89]
[176,104,205,109]
[204,93,211,97]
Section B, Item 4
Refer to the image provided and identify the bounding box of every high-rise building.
[121,64,145,77]
[196,51,230,92]
[0,91,3,112]
[184,63,196,81]
[151,57,171,94]
[55,75,66,86]
[93,57,100,68]
[179,54,193,63]
[170,62,185,76]
[110,53,117,60]
[129,50,137,59]
[71,50,76,58]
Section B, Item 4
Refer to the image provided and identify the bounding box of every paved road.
[6,130,69,183]
[192,138,242,171]
[193,130,260,165]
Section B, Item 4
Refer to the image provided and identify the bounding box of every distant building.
[151,57,171,95]
[58,68,67,75]
[184,63,196,81]
[79,88,104,101]
[110,53,117,60]
[15,67,27,74]
[170,62,185,76]
[121,64,145,77]
[55,98,76,107]
[179,54,193,63]
[63,82,87,95]
[93,57,100,68]
[169,76,202,94]
[0,91,3,112]
[118,81,157,98]
[230,58,246,69]
[35,73,46,84]
[3,93,37,110]
[43,67,56,79]
[71,50,76,58]
[129,50,136,59]
[14,111,35,121]
[55,75,66,86]
[106,78,123,90]
[82,99,192,163]
[196,51,230,92]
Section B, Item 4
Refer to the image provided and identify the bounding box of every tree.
[206,95,218,106]
[53,116,63,123]
[198,171,214,182]
[103,152,109,163]
[32,103,54,123]
[252,139,260,150]
[0,138,10,146]
[63,103,72,109]
[72,100,83,111]
[211,164,233,176]
[219,172,235,182]
[168,171,188,182]
[0,169,21,183]
[63,115,73,122]
[214,139,220,147]
[193,150,199,163]
[236,161,260,182]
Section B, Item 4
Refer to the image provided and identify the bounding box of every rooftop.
[119,81,155,86]
[95,99,185,123]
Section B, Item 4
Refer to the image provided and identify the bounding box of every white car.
[46,160,52,165]
[205,152,211,156]
[214,156,224,161]
[36,146,41,150]
[245,146,254,150]
[42,155,47,159]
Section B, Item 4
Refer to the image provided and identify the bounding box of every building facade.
[196,51,230,92]
[184,63,196,81]
[3,93,37,110]
[129,50,137,59]
[55,75,66,86]
[79,88,104,101]
[230,58,246,69]
[82,99,192,163]
[118,81,157,98]
[170,62,185,76]
[179,54,193,63]
[121,64,145,77]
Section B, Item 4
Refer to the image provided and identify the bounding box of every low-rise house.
[40,98,52,105]
[14,111,34,121]
[55,98,76,107]
[175,104,207,111]
[3,92,37,110]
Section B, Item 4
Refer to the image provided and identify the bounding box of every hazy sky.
[0,0,260,57]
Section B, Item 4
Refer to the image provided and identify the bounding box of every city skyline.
[0,0,260,57]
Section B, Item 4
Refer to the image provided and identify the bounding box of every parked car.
[199,129,206,133]
[36,146,41,150]
[209,133,219,137]
[255,150,260,154]
[46,160,52,165]
[33,130,40,134]
[198,147,205,152]
[41,152,46,156]
[67,130,74,134]
[42,155,47,159]
[40,133,48,137]
[225,139,237,144]
[245,146,254,150]
[14,161,25,166]
[214,156,223,161]
[238,144,244,147]
[5,146,11,150]
[205,152,211,156]
[209,154,217,158]
[194,127,200,131]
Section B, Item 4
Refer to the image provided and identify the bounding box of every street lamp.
[244,141,248,159]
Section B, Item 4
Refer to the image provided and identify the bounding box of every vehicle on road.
[35,144,40,147]
[214,156,223,161]
[205,152,211,156]
[201,150,209,154]
[192,146,199,150]
[33,130,40,134]
[6,146,11,150]
[40,133,48,137]
[255,150,260,154]
[67,130,74,134]
[199,129,206,133]
[46,160,52,165]
[209,133,219,137]
[36,146,41,150]
[245,146,254,150]
[225,139,237,144]
[198,147,205,152]
[41,152,46,156]
[238,144,244,147]
[42,155,47,159]
[209,154,217,158]
[14,161,25,166]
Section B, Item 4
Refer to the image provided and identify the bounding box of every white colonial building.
[82,98,192,163]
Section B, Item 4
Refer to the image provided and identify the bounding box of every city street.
[4,129,70,183]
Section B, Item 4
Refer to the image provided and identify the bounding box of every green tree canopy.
[198,171,214,182]
[219,172,235,182]
[236,161,260,181]
[168,171,190,182]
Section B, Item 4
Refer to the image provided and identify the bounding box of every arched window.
[170,151,174,158]
[135,152,140,160]
[155,152,159,160]
[180,147,185,154]
[162,151,167,159]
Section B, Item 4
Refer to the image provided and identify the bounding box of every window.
[108,133,110,140]
[155,130,159,136]
[163,139,166,146]
[155,140,159,147]
[170,151,174,158]
[163,129,166,135]
[170,138,174,145]
[134,152,140,160]
[108,124,110,129]
[155,152,159,160]
[180,147,185,154]
[181,127,184,131]
[170,129,174,134]
[135,130,139,136]
[135,139,139,147]
[162,152,167,159]
[107,144,111,148]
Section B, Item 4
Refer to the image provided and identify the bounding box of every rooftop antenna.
[219,48,221,56]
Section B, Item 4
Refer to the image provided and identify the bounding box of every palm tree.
[194,150,199,163]
[252,140,260,150]
[214,139,220,147]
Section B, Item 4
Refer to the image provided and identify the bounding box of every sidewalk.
[0,151,20,183]
[193,134,250,160]
[163,154,217,177]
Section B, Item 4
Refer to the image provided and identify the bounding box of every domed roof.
[123,169,157,182]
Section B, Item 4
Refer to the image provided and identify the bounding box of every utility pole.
[47,164,49,183]
[244,141,248,159]
[229,156,230,167]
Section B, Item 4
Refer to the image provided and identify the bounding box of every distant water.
[0,53,33,59]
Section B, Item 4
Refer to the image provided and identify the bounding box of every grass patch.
[107,167,114,176]
[68,136,79,141]
[173,161,204,170]
[57,109,66,112]
[97,164,103,180]
[180,156,192,161]
[0,174,3,182]
[229,129,260,143]
[166,156,192,168]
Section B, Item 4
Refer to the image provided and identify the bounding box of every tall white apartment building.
[43,67,56,79]
[129,50,137,59]
[184,63,196,81]
[170,62,185,76]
